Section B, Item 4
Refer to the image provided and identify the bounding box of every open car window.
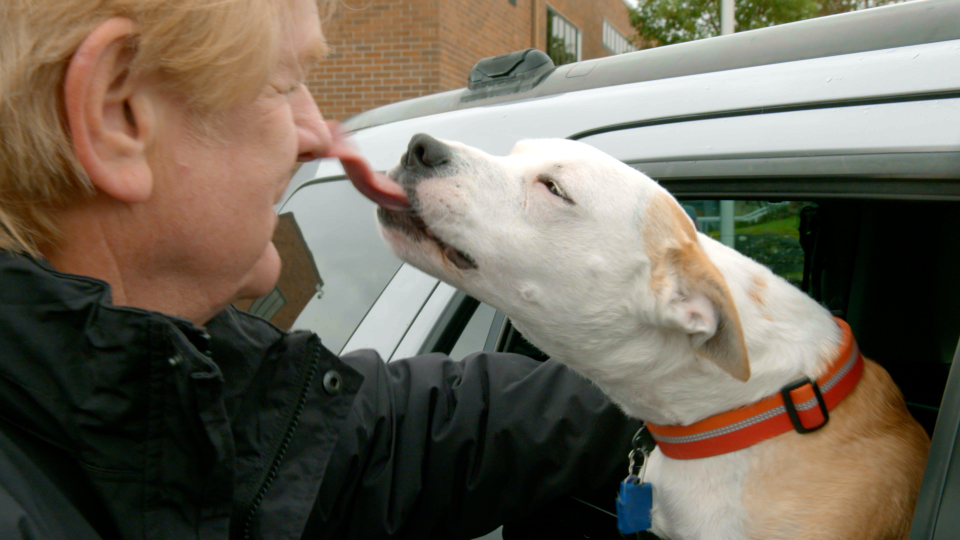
[683,200,815,288]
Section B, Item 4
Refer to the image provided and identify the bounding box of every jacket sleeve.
[0,489,35,540]
[305,350,642,540]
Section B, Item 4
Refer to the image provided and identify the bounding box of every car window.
[341,264,440,359]
[449,301,498,360]
[239,179,403,354]
[682,200,816,288]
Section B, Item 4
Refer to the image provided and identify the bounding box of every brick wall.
[308,1,443,121]
[307,0,637,121]
[437,0,533,93]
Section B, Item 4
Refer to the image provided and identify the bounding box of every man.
[0,0,639,538]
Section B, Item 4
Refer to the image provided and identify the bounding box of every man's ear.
[658,244,751,382]
[64,18,153,203]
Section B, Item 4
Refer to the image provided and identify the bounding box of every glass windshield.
[236,179,403,354]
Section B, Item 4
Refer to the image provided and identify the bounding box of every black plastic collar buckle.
[780,377,829,434]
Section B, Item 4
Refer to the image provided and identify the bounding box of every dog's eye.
[538,176,573,204]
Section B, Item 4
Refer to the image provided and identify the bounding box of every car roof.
[343,0,960,133]
[296,37,959,173]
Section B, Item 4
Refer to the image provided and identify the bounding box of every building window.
[546,7,580,66]
[249,286,287,321]
[603,19,637,55]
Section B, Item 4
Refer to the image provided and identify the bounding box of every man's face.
[145,0,329,307]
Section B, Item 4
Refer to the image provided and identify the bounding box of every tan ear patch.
[644,192,750,381]
[644,192,699,294]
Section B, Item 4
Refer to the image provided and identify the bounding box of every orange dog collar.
[646,318,863,459]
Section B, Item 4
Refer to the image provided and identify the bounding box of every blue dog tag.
[617,478,653,534]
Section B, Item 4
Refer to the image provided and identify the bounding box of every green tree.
[819,0,903,16]
[630,0,905,48]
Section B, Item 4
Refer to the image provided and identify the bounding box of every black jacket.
[0,253,639,540]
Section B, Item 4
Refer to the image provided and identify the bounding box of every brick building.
[308,0,638,121]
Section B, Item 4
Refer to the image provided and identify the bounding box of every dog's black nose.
[405,133,451,170]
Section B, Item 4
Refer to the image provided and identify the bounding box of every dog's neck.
[562,233,843,426]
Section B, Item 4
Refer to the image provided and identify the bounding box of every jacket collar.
[0,252,207,468]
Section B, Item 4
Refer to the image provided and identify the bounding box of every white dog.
[376,134,930,540]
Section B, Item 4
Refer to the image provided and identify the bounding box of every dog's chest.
[645,448,753,540]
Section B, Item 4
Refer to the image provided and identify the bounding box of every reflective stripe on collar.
[646,318,863,459]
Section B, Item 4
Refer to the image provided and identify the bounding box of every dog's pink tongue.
[326,124,410,211]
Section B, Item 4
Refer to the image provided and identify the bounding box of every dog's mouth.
[378,207,478,271]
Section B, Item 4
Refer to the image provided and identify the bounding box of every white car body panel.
[289,39,960,190]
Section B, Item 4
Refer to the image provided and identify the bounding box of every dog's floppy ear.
[645,192,750,381]
[660,245,750,381]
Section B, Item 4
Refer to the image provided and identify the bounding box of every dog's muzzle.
[378,133,477,271]
[377,206,478,271]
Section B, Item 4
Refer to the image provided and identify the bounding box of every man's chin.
[235,242,283,301]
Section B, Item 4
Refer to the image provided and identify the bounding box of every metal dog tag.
[617,477,653,534]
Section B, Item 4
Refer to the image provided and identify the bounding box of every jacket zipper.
[240,340,322,540]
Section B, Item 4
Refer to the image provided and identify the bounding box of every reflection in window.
[602,19,637,55]
[547,7,580,66]
[248,286,287,320]
[682,200,815,287]
[275,180,403,354]
[234,213,322,331]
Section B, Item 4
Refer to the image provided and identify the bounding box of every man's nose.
[404,133,452,170]
[295,88,331,162]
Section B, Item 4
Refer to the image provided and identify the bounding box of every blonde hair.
[0,0,332,255]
